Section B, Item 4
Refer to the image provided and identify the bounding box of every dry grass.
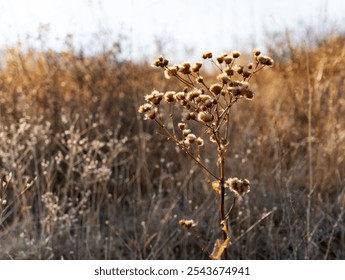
[0,33,344,259]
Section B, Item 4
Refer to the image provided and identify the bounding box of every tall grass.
[0,33,344,259]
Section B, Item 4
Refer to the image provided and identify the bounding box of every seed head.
[178,122,186,130]
[144,110,156,120]
[182,129,191,137]
[175,91,185,100]
[224,56,234,64]
[145,90,163,105]
[164,66,178,79]
[225,177,251,196]
[192,61,203,72]
[216,54,225,64]
[186,133,196,143]
[210,84,223,95]
[243,89,254,100]
[179,219,196,229]
[186,112,196,120]
[196,76,204,83]
[202,51,213,59]
[257,55,274,66]
[224,67,234,76]
[164,91,176,102]
[197,111,214,123]
[253,48,261,57]
[179,61,191,74]
[196,137,204,146]
[232,51,241,58]
[217,73,230,84]
[138,103,152,113]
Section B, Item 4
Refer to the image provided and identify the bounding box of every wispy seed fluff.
[138,103,152,113]
[164,66,178,79]
[210,84,223,95]
[191,61,203,72]
[179,61,191,74]
[217,73,230,84]
[186,133,196,143]
[225,177,250,196]
[144,110,156,120]
[257,55,274,66]
[197,111,214,123]
[145,90,163,105]
[164,91,176,102]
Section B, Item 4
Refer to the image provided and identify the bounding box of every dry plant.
[139,50,274,259]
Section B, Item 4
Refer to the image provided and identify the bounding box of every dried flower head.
[197,111,214,123]
[232,51,241,58]
[164,66,178,79]
[192,61,203,72]
[202,51,213,59]
[179,61,191,74]
[186,133,196,143]
[217,73,230,84]
[144,110,156,120]
[224,56,234,64]
[257,55,274,66]
[164,91,176,102]
[253,48,261,57]
[225,177,251,196]
[179,219,196,229]
[210,83,223,95]
[196,137,204,146]
[178,122,186,130]
[138,103,152,113]
[145,90,163,105]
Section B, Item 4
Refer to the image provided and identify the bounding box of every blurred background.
[0,0,344,260]
[1,0,345,60]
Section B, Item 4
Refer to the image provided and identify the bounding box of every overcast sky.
[0,0,344,61]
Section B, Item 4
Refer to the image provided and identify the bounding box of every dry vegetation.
[0,33,344,259]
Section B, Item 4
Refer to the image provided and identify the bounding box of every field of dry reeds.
[0,33,344,259]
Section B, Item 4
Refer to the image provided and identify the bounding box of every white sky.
[0,0,344,61]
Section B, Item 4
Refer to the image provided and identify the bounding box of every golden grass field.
[0,33,344,259]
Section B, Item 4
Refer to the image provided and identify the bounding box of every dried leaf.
[211,180,221,194]
[221,219,230,235]
[210,238,231,260]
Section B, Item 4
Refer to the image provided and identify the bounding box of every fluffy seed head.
[232,51,241,58]
[186,133,196,143]
[202,51,213,59]
[178,122,186,130]
[138,103,152,113]
[224,56,234,64]
[182,129,191,137]
[253,48,261,57]
[192,61,203,72]
[144,110,156,120]
[257,55,274,66]
[210,84,223,95]
[145,90,163,105]
[179,219,196,229]
[217,73,230,84]
[196,76,204,83]
[164,91,176,102]
[196,137,204,146]
[197,111,214,123]
[225,177,251,196]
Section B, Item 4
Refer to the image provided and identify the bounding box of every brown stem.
[218,147,227,260]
